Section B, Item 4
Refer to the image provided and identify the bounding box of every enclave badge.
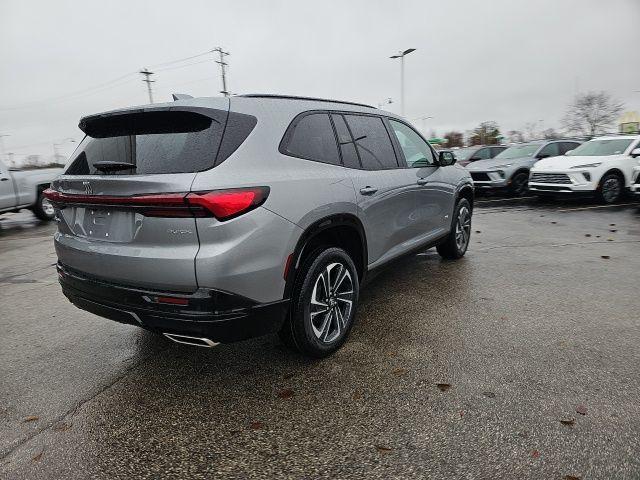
[82,181,93,195]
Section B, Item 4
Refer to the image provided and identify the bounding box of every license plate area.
[65,207,137,242]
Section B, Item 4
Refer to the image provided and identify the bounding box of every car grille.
[530,173,572,184]
[470,172,490,182]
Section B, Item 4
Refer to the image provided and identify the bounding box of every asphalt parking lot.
[1,195,639,480]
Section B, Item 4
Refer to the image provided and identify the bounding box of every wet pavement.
[1,197,639,479]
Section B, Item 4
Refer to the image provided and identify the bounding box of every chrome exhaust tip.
[163,333,219,348]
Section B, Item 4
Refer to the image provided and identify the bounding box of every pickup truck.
[0,159,63,221]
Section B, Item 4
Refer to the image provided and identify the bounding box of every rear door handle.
[359,186,378,195]
[0,177,9,181]
[417,178,428,185]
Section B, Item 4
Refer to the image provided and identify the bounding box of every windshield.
[453,147,476,161]
[493,144,540,160]
[567,139,633,156]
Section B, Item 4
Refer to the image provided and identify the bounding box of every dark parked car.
[453,145,507,167]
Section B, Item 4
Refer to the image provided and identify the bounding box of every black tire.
[508,171,529,197]
[437,198,472,260]
[32,189,55,221]
[597,172,623,204]
[279,247,359,358]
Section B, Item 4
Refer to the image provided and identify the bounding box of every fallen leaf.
[52,422,71,432]
[610,229,617,233]
[392,367,408,376]
[436,383,451,392]
[475,230,481,234]
[277,388,294,399]
[249,421,264,430]
[482,391,496,398]
[576,405,587,416]
[23,416,39,423]
[607,238,614,242]
[459,410,464,417]
[601,255,610,259]
[375,445,392,454]
[609,223,616,227]
[585,234,591,237]
[560,419,575,426]
[551,221,557,224]
[386,351,397,358]
[352,390,363,400]
[32,450,44,462]
[532,450,540,458]
[565,476,581,480]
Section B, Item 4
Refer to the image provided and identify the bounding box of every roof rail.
[237,94,376,109]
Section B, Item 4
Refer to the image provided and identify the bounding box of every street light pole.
[390,48,416,116]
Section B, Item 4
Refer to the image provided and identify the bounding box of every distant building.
[619,111,640,134]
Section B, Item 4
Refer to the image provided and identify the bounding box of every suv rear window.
[344,115,398,170]
[66,110,226,175]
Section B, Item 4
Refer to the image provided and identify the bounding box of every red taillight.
[44,187,269,221]
[186,187,269,221]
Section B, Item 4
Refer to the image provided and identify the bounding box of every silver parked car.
[466,140,581,195]
[45,94,474,357]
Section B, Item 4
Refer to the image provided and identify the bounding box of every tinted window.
[472,148,491,160]
[345,115,398,170]
[490,146,506,158]
[567,139,634,156]
[66,110,224,175]
[538,142,560,158]
[494,144,541,160]
[282,113,340,165]
[559,142,580,155]
[331,114,361,169]
[388,119,436,167]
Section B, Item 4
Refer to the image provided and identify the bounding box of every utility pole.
[140,68,155,104]
[212,47,230,97]
[390,48,416,116]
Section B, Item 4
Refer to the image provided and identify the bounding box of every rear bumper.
[57,263,289,343]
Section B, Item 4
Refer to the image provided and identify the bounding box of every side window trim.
[327,113,345,167]
[382,117,407,168]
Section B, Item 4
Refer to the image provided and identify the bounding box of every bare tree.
[523,122,539,142]
[541,128,560,139]
[505,130,525,143]
[470,121,501,145]
[444,131,464,148]
[562,91,623,137]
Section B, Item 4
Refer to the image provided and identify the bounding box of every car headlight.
[571,163,601,169]
[492,164,512,169]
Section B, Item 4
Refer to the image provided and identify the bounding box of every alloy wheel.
[455,206,471,252]
[602,177,621,203]
[309,262,354,343]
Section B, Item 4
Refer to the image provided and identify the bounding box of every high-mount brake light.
[43,187,269,220]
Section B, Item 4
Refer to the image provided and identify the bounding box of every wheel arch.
[284,214,367,299]
[599,168,627,186]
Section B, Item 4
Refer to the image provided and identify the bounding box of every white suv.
[529,135,640,203]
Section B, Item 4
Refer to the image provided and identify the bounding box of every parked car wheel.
[509,171,529,197]
[437,198,472,259]
[32,189,55,221]
[281,247,359,357]
[597,172,623,204]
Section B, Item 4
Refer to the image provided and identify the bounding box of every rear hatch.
[49,102,229,292]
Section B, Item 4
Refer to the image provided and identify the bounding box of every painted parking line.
[556,203,639,212]
[475,196,536,204]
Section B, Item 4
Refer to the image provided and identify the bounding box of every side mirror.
[631,148,640,158]
[537,153,550,159]
[469,156,481,161]
[438,151,456,166]
[564,150,574,156]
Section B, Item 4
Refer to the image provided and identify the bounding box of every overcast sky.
[1,0,638,161]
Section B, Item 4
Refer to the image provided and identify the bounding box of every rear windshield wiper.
[93,161,136,173]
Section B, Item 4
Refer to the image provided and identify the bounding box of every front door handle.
[359,186,378,195]
[0,177,9,181]
[417,178,428,185]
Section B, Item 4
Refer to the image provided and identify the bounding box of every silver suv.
[46,94,474,357]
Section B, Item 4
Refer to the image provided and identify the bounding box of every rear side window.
[490,147,506,158]
[281,113,340,165]
[538,142,560,158]
[473,148,491,160]
[344,115,398,170]
[331,114,361,169]
[66,110,227,175]
[560,142,580,154]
